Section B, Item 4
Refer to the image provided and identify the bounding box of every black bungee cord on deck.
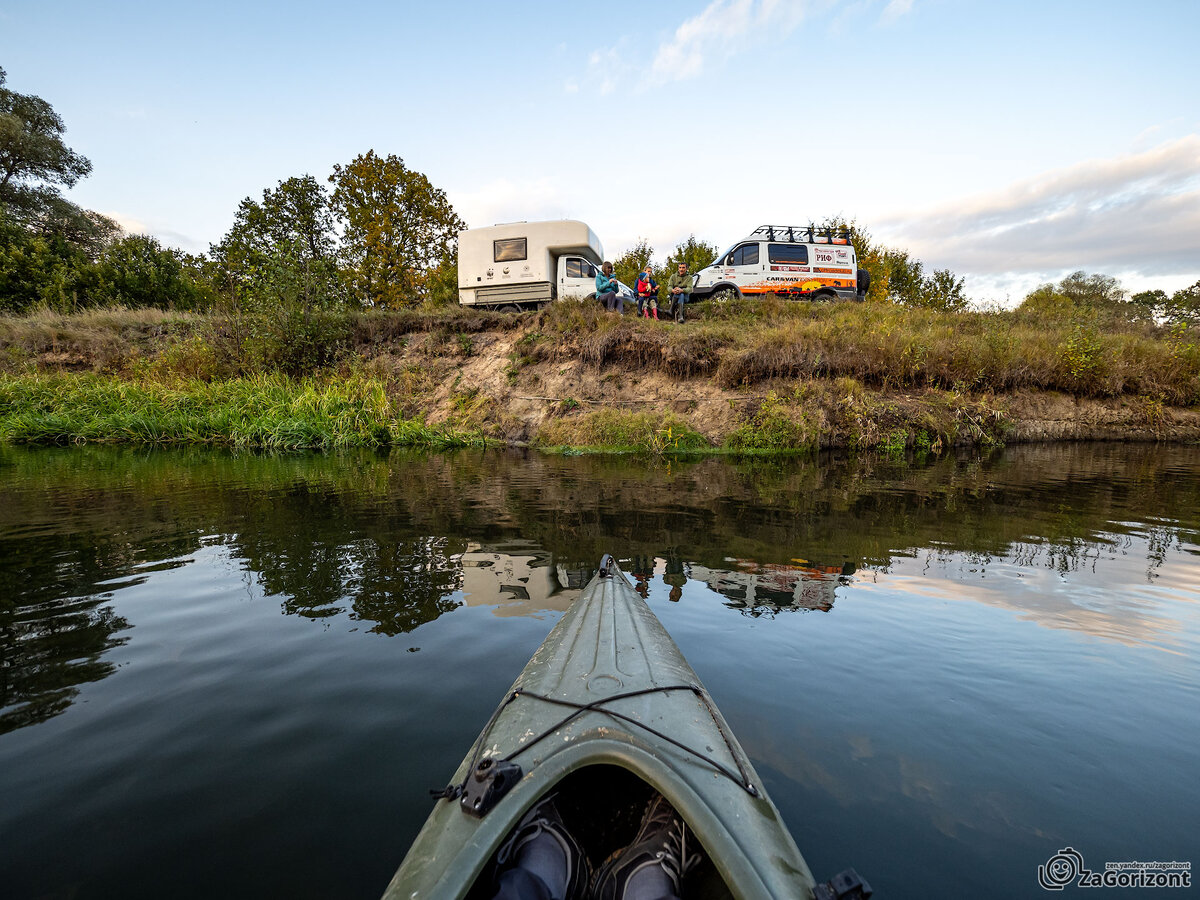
[431,682,760,817]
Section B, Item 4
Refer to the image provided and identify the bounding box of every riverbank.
[2,300,1198,451]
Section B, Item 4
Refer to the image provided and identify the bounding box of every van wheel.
[811,291,836,303]
[711,286,739,303]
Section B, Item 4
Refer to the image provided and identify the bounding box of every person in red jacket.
[635,265,659,319]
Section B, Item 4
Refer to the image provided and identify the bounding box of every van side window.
[494,238,527,262]
[731,243,759,266]
[768,243,809,265]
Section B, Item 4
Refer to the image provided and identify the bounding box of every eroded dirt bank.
[361,324,1200,449]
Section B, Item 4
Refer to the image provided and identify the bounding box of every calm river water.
[1,444,1197,899]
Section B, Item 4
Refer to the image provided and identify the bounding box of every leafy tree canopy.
[212,174,336,270]
[662,234,719,278]
[90,234,206,310]
[613,238,654,290]
[1132,281,1200,327]
[330,151,465,308]
[1020,271,1148,324]
[210,175,345,309]
[0,66,104,245]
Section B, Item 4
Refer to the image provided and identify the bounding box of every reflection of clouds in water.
[862,536,1200,651]
[738,719,1032,843]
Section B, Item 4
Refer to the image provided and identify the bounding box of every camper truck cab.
[692,225,862,302]
[458,220,635,310]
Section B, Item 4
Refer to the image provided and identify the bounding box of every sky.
[2,0,1198,304]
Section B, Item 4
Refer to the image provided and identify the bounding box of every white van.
[458,220,635,310]
[691,225,862,302]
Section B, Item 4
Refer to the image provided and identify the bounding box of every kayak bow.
[383,554,820,899]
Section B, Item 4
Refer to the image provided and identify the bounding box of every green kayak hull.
[382,557,817,899]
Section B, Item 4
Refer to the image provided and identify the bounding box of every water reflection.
[690,559,857,616]
[1,443,1199,733]
[462,541,580,615]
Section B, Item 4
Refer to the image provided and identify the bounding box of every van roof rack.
[750,224,852,245]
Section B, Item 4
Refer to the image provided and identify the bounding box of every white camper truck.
[458,220,635,310]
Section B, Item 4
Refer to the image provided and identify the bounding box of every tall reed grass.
[0,372,481,450]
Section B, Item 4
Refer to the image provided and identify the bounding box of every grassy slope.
[1,299,1197,452]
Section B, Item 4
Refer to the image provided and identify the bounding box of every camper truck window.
[494,238,527,262]
[565,258,596,279]
[768,244,809,265]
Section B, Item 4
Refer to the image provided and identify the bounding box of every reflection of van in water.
[457,220,635,310]
[691,225,863,302]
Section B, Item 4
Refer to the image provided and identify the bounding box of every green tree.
[1019,271,1141,324]
[0,214,77,312]
[210,174,344,308]
[0,67,91,218]
[883,249,924,305]
[662,234,719,278]
[0,66,115,255]
[613,238,654,289]
[1164,280,1200,327]
[91,233,205,309]
[1130,288,1169,321]
[919,268,968,312]
[422,250,459,307]
[329,151,465,308]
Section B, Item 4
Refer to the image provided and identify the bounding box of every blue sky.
[3,0,1198,303]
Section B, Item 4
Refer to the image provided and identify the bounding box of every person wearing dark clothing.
[490,793,693,900]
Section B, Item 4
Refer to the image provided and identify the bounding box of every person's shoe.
[652,308,659,320]
[593,793,700,900]
[493,793,590,899]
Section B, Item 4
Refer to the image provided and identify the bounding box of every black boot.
[593,794,699,900]
[493,793,591,899]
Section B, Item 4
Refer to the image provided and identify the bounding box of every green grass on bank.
[0,371,483,450]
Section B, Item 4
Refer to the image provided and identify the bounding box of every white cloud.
[586,42,626,95]
[879,0,913,24]
[106,211,149,235]
[648,0,818,85]
[102,211,206,254]
[450,178,573,233]
[876,136,1200,293]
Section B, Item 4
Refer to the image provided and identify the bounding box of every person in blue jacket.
[595,261,622,313]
